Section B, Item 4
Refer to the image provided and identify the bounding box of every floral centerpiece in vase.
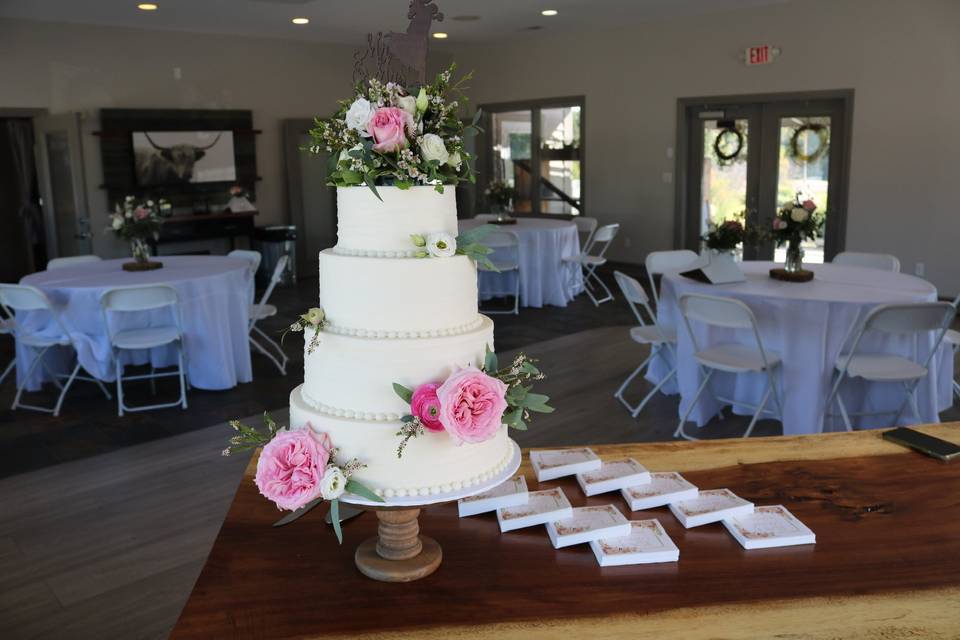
[226,184,256,212]
[768,195,824,280]
[702,217,748,258]
[483,180,519,223]
[108,196,167,271]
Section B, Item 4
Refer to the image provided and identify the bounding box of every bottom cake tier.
[289,384,515,498]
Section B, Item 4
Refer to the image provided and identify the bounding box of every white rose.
[397,95,417,116]
[418,133,449,165]
[426,231,457,258]
[111,216,124,230]
[447,151,461,169]
[305,307,325,326]
[320,466,346,500]
[790,207,810,223]
[345,97,374,136]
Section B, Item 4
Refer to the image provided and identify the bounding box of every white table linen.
[16,256,253,391]
[459,218,583,308]
[646,261,953,435]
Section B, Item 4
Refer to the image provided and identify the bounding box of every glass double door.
[686,97,849,262]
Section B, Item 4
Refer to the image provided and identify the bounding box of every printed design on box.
[676,489,742,517]
[554,505,622,536]
[500,488,565,520]
[598,521,671,555]
[624,472,687,498]
[581,459,644,484]
[735,505,804,539]
[460,476,526,503]
[535,448,596,470]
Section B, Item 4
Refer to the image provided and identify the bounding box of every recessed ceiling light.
[432,32,448,39]
[137,3,158,10]
[541,9,558,16]
[291,17,309,25]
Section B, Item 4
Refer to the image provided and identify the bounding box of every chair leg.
[700,365,725,420]
[909,389,922,425]
[177,343,188,410]
[953,379,960,403]
[0,358,14,386]
[12,346,49,411]
[150,365,157,396]
[767,366,784,421]
[674,369,713,441]
[836,395,853,432]
[891,381,917,426]
[743,384,771,439]
[52,361,82,417]
[614,352,655,405]
[821,370,845,433]
[116,356,125,417]
[250,333,287,376]
[633,365,676,418]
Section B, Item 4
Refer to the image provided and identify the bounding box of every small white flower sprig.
[410,224,498,271]
[281,307,326,355]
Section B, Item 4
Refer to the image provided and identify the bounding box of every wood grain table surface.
[171,424,960,639]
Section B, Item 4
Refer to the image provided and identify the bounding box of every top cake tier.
[335,186,458,257]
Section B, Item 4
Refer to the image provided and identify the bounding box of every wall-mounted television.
[132,130,236,186]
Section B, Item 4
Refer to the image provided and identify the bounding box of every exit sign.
[745,45,779,65]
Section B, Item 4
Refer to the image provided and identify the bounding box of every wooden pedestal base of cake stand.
[354,507,442,582]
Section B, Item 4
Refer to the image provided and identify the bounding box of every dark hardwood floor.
[0,265,642,478]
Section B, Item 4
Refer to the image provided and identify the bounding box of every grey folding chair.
[0,284,111,416]
[249,255,290,375]
[573,216,598,253]
[563,223,619,306]
[228,249,262,305]
[645,250,700,308]
[947,294,960,403]
[478,230,522,316]
[613,271,677,419]
[832,251,901,273]
[674,293,783,441]
[47,255,102,270]
[823,302,955,431]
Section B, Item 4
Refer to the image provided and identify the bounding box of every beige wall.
[0,18,357,257]
[448,0,960,296]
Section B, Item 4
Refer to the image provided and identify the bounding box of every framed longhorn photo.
[132,130,237,186]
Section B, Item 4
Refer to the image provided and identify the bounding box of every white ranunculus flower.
[426,231,457,258]
[345,97,374,136]
[397,95,417,116]
[418,133,449,165]
[790,207,810,223]
[447,151,461,169]
[111,216,124,230]
[305,307,325,326]
[320,466,346,500]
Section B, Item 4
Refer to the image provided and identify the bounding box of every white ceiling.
[0,0,790,44]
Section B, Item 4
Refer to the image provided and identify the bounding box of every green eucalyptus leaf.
[330,499,343,544]
[271,496,324,527]
[484,345,498,372]
[364,174,382,201]
[393,383,414,404]
[346,479,384,503]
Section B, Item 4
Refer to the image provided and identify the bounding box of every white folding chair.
[563,223,619,306]
[832,251,901,272]
[823,301,955,431]
[645,250,700,308]
[573,216,598,252]
[47,255,102,270]
[613,271,678,418]
[0,313,14,388]
[249,255,290,375]
[0,284,111,416]
[101,284,188,416]
[473,213,499,222]
[674,293,783,441]
[228,249,262,305]
[478,230,521,316]
[946,294,960,403]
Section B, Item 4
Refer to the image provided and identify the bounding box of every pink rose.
[254,427,332,511]
[411,383,444,432]
[437,366,508,445]
[133,206,150,220]
[773,218,788,230]
[802,199,816,212]
[367,106,413,153]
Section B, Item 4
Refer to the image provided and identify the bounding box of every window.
[482,97,584,216]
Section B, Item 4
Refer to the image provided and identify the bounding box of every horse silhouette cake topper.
[353,0,444,86]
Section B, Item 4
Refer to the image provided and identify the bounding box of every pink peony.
[254,427,332,511]
[437,366,508,445]
[411,383,444,432]
[133,206,150,220]
[801,199,817,212]
[367,106,413,153]
[773,218,788,230]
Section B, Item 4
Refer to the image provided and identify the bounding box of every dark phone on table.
[882,427,960,462]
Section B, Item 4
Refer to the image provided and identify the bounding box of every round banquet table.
[459,218,583,308]
[16,255,254,392]
[646,261,954,435]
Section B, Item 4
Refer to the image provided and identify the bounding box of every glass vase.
[131,238,151,264]
[784,236,804,273]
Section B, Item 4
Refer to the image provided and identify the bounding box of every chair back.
[100,285,182,342]
[473,213,499,222]
[228,249,262,278]
[47,255,102,270]
[678,293,773,369]
[0,284,71,341]
[574,216,598,251]
[833,251,901,272]
[614,271,656,327]
[251,255,289,328]
[842,302,955,376]
[585,223,619,261]
[645,250,700,305]
[480,230,520,272]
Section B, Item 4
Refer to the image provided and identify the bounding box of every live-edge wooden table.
[171,424,960,639]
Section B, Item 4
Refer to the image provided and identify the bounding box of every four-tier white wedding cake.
[289,186,515,499]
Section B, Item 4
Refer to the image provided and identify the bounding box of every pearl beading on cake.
[368,445,514,499]
[300,388,403,421]
[332,246,420,258]
[322,317,483,340]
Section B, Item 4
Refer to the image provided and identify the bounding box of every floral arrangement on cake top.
[223,412,382,543]
[307,63,479,196]
[392,347,552,458]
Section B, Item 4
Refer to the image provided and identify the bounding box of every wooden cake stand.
[769,267,813,282]
[122,260,163,272]
[344,440,521,583]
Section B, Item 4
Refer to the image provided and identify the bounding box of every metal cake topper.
[353,0,444,86]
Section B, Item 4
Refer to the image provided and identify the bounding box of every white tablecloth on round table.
[646,261,954,435]
[16,256,254,391]
[459,218,583,308]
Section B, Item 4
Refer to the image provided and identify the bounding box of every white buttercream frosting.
[335,186,458,255]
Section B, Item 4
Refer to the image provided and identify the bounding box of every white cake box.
[576,458,650,497]
[621,471,699,511]
[668,488,754,528]
[458,476,529,517]
[722,505,816,549]
[530,447,602,482]
[590,519,680,566]
[497,487,572,533]
[545,505,631,549]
